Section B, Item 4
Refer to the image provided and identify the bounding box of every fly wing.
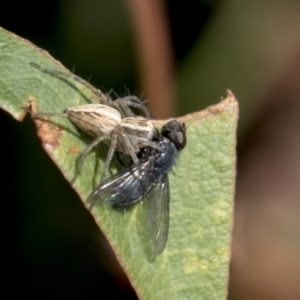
[87,159,153,209]
[144,174,170,255]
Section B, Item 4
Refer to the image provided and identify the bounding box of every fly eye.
[175,130,186,150]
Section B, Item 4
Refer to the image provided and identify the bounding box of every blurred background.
[1,0,300,299]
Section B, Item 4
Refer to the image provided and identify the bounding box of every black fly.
[87,120,186,256]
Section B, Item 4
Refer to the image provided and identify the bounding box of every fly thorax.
[154,139,178,174]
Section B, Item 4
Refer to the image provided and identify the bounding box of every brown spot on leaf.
[67,144,80,155]
[19,96,37,121]
[25,97,63,148]
[35,120,63,148]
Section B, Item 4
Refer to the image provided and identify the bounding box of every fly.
[87,120,186,256]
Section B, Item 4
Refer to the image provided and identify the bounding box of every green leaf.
[0,26,238,299]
